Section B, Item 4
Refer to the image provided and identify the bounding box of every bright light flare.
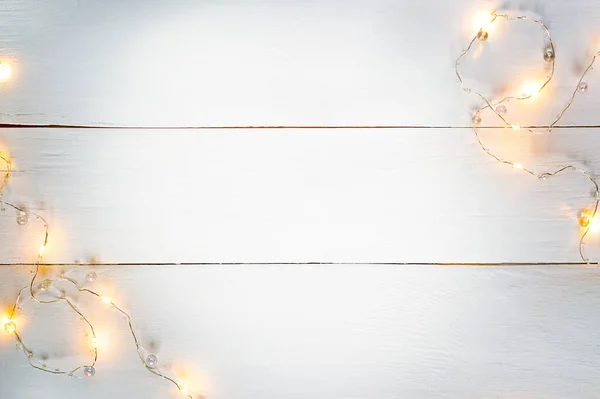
[2,317,16,334]
[472,10,495,33]
[521,81,542,98]
[0,62,12,82]
[579,209,600,232]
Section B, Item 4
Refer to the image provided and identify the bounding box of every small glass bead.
[145,354,158,368]
[83,366,95,377]
[16,212,28,226]
[477,30,488,41]
[578,81,588,93]
[39,280,51,292]
[543,48,554,62]
[471,113,482,125]
[579,215,591,228]
[86,272,97,282]
[4,321,16,334]
[496,105,507,115]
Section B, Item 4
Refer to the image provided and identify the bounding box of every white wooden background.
[2,0,600,398]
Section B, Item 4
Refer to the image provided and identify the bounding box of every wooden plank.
[1,264,600,398]
[2,127,599,264]
[0,0,599,126]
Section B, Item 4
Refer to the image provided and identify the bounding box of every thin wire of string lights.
[1,7,600,399]
[1,150,199,396]
[456,11,600,263]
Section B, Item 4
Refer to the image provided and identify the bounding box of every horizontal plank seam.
[2,124,600,130]
[0,262,596,267]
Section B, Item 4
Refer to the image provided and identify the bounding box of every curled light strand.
[456,11,600,264]
[1,154,195,397]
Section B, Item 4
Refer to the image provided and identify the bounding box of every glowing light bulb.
[3,320,16,334]
[472,10,495,34]
[179,388,190,397]
[0,61,12,82]
[579,214,591,228]
[92,337,98,348]
[513,163,524,170]
[521,81,541,98]
[512,124,521,130]
[579,209,598,231]
[101,296,112,305]
[38,245,46,257]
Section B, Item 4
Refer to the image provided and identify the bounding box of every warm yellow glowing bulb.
[472,10,495,33]
[38,245,46,256]
[3,319,16,334]
[521,81,541,98]
[179,388,190,396]
[512,124,521,130]
[0,62,12,82]
[513,163,524,170]
[579,209,598,231]
[101,296,112,305]
[92,337,98,348]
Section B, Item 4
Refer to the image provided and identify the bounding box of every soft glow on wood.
[0,61,12,82]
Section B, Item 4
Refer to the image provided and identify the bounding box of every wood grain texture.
[2,0,600,398]
[1,127,600,264]
[0,0,600,126]
[2,264,600,399]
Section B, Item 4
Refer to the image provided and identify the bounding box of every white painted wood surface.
[2,0,600,398]
[0,0,599,127]
[2,127,600,264]
[3,265,600,399]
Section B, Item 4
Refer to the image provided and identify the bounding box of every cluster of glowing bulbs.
[466,10,598,243]
[1,8,600,399]
[2,137,198,396]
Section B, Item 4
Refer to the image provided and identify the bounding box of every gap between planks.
[2,124,600,130]
[0,262,595,267]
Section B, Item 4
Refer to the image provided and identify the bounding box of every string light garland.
[1,8,600,398]
[1,151,199,396]
[456,11,600,263]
